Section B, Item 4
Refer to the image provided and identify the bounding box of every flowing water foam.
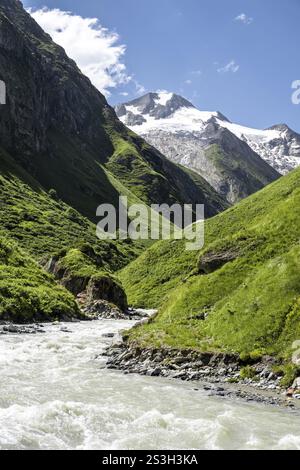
[0,319,300,450]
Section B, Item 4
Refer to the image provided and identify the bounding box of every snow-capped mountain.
[115,92,282,203]
[219,122,300,174]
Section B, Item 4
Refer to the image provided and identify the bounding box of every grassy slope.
[0,234,80,322]
[0,146,140,268]
[120,167,300,365]
[0,145,140,319]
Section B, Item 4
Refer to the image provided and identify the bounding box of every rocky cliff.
[0,0,227,220]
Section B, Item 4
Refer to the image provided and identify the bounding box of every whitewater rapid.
[0,319,300,450]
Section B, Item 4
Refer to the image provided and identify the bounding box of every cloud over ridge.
[28,7,131,96]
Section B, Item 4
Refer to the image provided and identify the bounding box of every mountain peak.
[267,124,291,132]
[126,91,195,109]
[266,124,300,139]
[115,92,233,127]
[116,91,195,122]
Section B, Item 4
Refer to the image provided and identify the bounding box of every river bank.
[1,312,300,410]
[105,342,300,410]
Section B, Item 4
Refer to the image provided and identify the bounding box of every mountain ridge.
[0,0,227,222]
[116,91,281,203]
[116,91,300,176]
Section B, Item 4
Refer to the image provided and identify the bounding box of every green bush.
[273,364,300,388]
[240,366,257,380]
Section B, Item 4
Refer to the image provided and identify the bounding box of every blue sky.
[23,0,300,131]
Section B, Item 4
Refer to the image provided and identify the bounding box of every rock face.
[116,92,284,203]
[46,256,128,311]
[0,0,109,163]
[86,275,128,311]
[198,248,240,274]
[0,1,228,222]
[46,256,89,295]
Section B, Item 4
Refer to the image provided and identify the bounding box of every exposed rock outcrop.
[198,248,240,274]
[86,275,128,311]
[46,252,128,311]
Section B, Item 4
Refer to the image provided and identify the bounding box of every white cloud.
[235,13,253,25]
[185,79,192,85]
[119,92,129,97]
[217,60,240,74]
[28,7,131,96]
[134,80,146,96]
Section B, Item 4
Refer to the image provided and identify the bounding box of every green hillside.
[0,234,80,322]
[0,145,140,317]
[120,167,300,370]
[0,146,139,269]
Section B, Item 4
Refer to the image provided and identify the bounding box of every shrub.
[240,366,257,380]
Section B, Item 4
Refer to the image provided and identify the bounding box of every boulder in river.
[81,299,129,320]
[292,377,300,389]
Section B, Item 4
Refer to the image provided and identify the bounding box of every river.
[0,319,300,450]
